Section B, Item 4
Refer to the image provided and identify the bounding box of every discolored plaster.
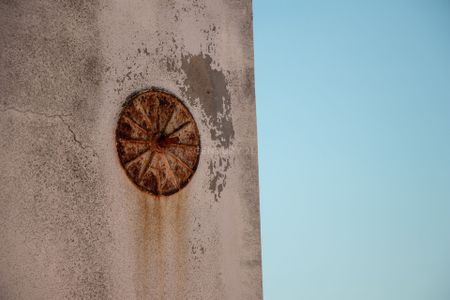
[181,53,235,149]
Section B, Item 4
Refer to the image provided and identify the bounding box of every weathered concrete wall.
[0,0,261,299]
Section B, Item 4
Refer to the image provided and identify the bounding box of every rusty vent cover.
[116,89,200,196]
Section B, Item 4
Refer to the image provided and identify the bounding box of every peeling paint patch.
[180,53,234,149]
[207,157,231,202]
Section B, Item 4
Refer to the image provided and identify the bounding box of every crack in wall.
[0,106,72,119]
[0,106,97,156]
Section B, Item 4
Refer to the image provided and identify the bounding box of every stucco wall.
[0,0,261,299]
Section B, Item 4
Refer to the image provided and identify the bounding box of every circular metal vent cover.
[116,89,200,196]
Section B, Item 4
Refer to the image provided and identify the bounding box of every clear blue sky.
[254,1,450,299]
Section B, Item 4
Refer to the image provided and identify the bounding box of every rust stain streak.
[174,191,188,294]
[134,189,191,298]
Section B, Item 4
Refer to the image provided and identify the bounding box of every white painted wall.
[0,1,262,299]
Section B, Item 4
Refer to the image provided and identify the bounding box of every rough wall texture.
[0,0,261,299]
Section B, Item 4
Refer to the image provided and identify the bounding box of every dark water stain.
[180,53,234,148]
